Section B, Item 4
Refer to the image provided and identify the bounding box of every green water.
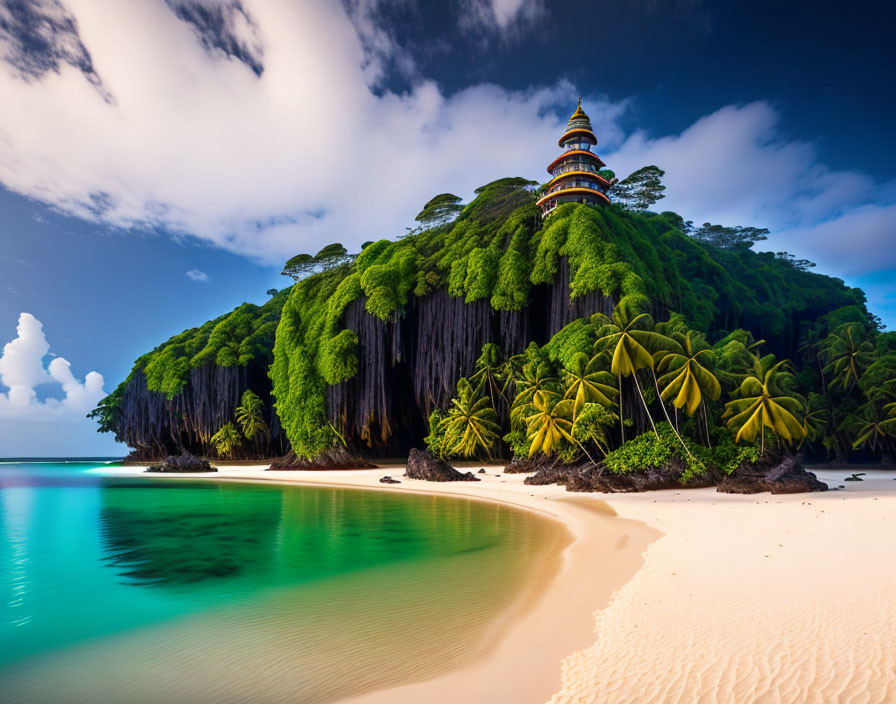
[0,462,564,703]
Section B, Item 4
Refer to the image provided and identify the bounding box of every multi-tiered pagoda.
[536,99,612,217]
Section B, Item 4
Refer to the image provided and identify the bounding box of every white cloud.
[602,102,896,278]
[186,268,210,282]
[0,0,575,266]
[459,0,544,33]
[0,0,892,293]
[0,312,106,420]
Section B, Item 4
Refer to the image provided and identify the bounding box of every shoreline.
[97,463,661,703]
[95,464,896,703]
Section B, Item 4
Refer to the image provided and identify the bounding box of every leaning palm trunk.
[633,373,659,439]
[650,368,694,458]
[701,400,713,448]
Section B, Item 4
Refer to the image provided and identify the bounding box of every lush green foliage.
[210,422,242,458]
[414,193,463,229]
[610,165,667,212]
[604,423,709,482]
[430,378,501,459]
[235,390,269,443]
[99,174,884,465]
[117,289,289,401]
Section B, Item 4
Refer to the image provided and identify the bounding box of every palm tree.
[437,378,501,459]
[801,392,831,450]
[510,361,559,426]
[723,357,806,455]
[592,303,678,440]
[470,343,505,417]
[821,323,876,393]
[713,331,765,392]
[524,390,576,458]
[572,402,618,458]
[561,352,618,420]
[235,390,269,448]
[656,330,721,446]
[211,422,242,458]
[848,399,896,455]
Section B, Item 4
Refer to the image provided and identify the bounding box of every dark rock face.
[717,452,827,494]
[269,445,376,470]
[145,453,216,473]
[525,457,716,493]
[503,455,559,474]
[379,476,401,484]
[523,461,571,486]
[404,448,480,482]
[566,462,716,493]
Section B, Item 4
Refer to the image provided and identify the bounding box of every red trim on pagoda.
[557,128,598,146]
[546,150,605,173]
[536,187,610,208]
[545,170,612,190]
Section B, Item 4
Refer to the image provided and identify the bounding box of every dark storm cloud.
[0,0,106,93]
[165,0,264,76]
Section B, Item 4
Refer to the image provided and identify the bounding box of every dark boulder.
[404,448,480,482]
[523,461,571,486]
[526,456,717,493]
[717,452,827,494]
[269,445,376,470]
[145,452,216,473]
[505,454,559,474]
[379,476,401,484]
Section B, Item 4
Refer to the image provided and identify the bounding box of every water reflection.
[98,480,508,591]
[99,482,282,586]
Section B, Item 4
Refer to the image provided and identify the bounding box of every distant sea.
[0,460,564,703]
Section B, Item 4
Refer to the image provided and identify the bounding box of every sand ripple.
[549,481,896,704]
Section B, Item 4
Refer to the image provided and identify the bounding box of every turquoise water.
[0,462,564,703]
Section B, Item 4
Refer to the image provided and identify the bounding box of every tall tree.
[282,243,352,280]
[437,378,501,459]
[210,422,242,458]
[611,165,666,211]
[235,389,269,447]
[414,193,463,229]
[593,301,678,440]
[690,223,769,249]
[561,352,618,420]
[723,357,806,454]
[656,330,721,445]
[524,390,575,458]
[821,322,877,393]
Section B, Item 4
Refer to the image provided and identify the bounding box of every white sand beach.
[102,464,896,703]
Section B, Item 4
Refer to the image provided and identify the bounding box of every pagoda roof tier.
[547,150,605,173]
[536,187,610,208]
[558,128,597,147]
[545,170,612,190]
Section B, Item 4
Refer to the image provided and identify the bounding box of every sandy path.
[99,464,896,703]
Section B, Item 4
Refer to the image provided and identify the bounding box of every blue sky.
[0,0,894,456]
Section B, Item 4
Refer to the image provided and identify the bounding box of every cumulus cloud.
[0,0,892,287]
[602,102,896,277]
[0,312,106,420]
[0,0,577,265]
[186,267,210,282]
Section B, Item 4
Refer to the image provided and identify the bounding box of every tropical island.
[89,102,896,491]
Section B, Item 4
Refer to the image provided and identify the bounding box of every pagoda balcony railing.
[551,163,600,176]
[545,180,604,196]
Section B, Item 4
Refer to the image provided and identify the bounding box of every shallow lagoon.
[0,462,565,703]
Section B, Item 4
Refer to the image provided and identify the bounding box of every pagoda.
[536,99,613,217]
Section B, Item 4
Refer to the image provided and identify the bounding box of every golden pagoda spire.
[536,99,610,217]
